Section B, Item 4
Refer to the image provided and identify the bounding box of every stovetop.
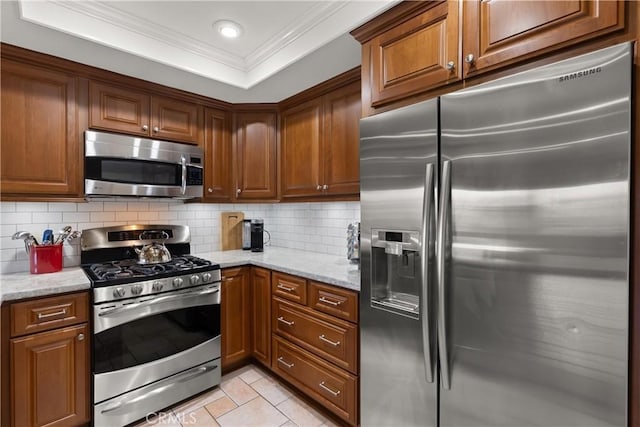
[83,255,219,288]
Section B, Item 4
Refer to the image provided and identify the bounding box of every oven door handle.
[100,362,218,415]
[98,286,219,318]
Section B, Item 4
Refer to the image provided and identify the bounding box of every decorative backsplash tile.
[0,201,360,274]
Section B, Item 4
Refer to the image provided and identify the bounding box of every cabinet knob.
[465,54,475,64]
[142,125,149,131]
[77,333,85,341]
[446,61,455,71]
[208,187,213,193]
[316,185,322,190]
[236,188,241,194]
[153,126,159,133]
[322,184,328,190]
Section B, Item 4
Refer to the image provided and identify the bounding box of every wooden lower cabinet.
[272,335,357,426]
[10,323,89,427]
[251,267,272,365]
[221,267,252,371]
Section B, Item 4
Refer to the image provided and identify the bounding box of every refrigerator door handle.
[437,160,452,390]
[421,162,435,383]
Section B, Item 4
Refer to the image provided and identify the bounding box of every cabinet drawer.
[272,335,357,426]
[272,271,307,304]
[308,282,358,323]
[10,292,89,338]
[273,298,357,374]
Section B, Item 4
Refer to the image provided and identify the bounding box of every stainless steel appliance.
[242,219,252,250]
[85,130,204,199]
[81,225,221,427]
[250,219,266,252]
[360,43,631,427]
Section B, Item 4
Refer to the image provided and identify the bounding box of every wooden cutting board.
[221,212,244,250]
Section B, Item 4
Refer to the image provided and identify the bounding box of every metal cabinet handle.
[208,187,213,193]
[37,309,67,319]
[277,357,294,369]
[319,334,340,347]
[277,316,295,326]
[446,61,455,70]
[322,184,328,190]
[319,381,340,396]
[236,188,242,194]
[318,296,341,306]
[316,185,322,190]
[153,126,159,133]
[437,160,452,390]
[421,163,435,383]
[142,125,149,131]
[465,53,475,64]
[277,284,295,292]
[77,333,85,341]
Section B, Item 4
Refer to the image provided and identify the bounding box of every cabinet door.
[1,60,81,197]
[151,96,201,144]
[89,81,150,136]
[281,99,323,198]
[369,1,460,107]
[235,112,278,200]
[204,108,233,201]
[221,267,251,371]
[462,0,624,76]
[251,267,272,365]
[322,82,361,197]
[11,324,89,427]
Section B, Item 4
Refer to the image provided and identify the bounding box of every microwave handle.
[180,155,187,195]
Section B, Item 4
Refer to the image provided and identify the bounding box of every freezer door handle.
[437,160,452,390]
[421,162,435,383]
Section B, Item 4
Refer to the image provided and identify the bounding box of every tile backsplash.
[0,201,360,274]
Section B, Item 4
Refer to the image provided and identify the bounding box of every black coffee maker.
[250,219,265,252]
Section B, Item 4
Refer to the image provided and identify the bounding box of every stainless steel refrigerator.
[360,42,631,427]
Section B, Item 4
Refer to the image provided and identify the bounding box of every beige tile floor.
[133,364,339,427]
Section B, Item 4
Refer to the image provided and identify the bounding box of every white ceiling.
[1,1,398,102]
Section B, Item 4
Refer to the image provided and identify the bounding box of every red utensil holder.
[29,244,63,274]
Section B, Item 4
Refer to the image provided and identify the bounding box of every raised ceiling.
[1,1,398,102]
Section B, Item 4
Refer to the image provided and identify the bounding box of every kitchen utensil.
[135,230,172,264]
[221,212,244,250]
[12,231,37,254]
[42,229,54,245]
[55,226,72,244]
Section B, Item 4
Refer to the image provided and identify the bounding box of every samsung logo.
[559,67,602,82]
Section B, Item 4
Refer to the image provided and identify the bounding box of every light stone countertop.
[194,247,361,292]
[0,267,91,303]
[0,247,360,304]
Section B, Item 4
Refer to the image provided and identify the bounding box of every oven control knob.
[202,272,212,282]
[152,281,164,292]
[113,287,126,298]
[131,284,143,295]
[190,275,200,285]
[173,277,184,288]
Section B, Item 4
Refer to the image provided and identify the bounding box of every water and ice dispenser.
[370,229,421,319]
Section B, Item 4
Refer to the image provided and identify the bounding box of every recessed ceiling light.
[214,20,243,39]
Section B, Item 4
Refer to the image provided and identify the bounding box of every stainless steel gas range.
[81,224,221,427]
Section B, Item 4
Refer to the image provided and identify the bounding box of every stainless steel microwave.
[84,130,204,199]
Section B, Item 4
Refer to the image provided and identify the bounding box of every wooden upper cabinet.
[462,0,625,77]
[89,80,202,144]
[281,99,324,197]
[362,1,461,108]
[11,324,90,427]
[235,112,278,200]
[203,108,233,201]
[281,77,361,200]
[322,82,361,196]
[1,60,81,197]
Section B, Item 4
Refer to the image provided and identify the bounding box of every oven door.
[93,283,220,403]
